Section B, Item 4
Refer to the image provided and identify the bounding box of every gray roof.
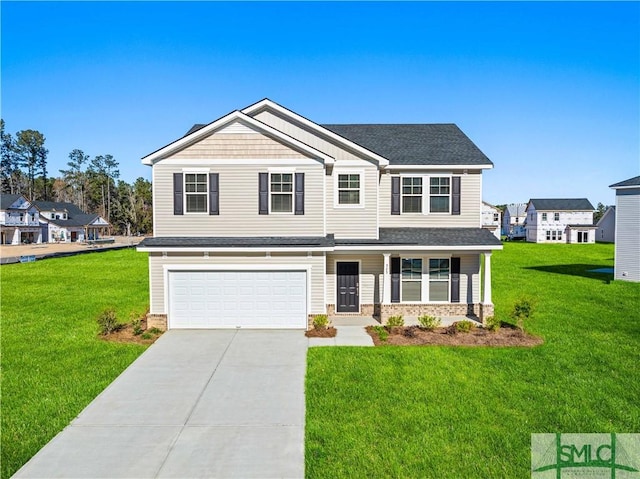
[336,228,502,247]
[139,236,335,248]
[321,124,493,166]
[609,176,640,188]
[47,214,100,227]
[33,201,85,215]
[1,194,25,209]
[528,198,594,211]
[184,124,207,137]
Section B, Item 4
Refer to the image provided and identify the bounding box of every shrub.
[141,332,153,340]
[510,296,535,331]
[455,320,475,333]
[148,327,163,335]
[372,325,388,342]
[131,318,143,336]
[418,314,441,330]
[386,315,405,328]
[97,308,121,336]
[485,315,501,332]
[312,314,330,330]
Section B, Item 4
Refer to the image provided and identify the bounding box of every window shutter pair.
[258,172,305,215]
[390,176,461,215]
[173,172,219,215]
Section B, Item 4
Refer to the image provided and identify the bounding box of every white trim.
[138,246,333,253]
[183,171,209,215]
[334,259,361,314]
[158,158,320,167]
[385,164,493,170]
[268,171,295,215]
[242,99,390,167]
[334,244,503,252]
[142,110,335,165]
[610,184,640,190]
[334,169,365,208]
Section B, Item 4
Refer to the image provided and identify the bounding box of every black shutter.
[259,173,269,215]
[209,173,219,215]
[391,176,401,215]
[451,257,460,303]
[173,173,183,215]
[452,176,461,215]
[391,257,400,303]
[295,172,304,215]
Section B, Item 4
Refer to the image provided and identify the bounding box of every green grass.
[1,249,150,479]
[306,243,640,478]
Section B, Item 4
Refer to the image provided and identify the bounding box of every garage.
[168,270,307,329]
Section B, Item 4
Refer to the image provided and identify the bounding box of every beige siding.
[154,160,325,236]
[379,170,483,228]
[173,132,311,159]
[326,254,383,305]
[148,252,326,314]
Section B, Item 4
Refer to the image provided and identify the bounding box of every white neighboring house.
[595,206,615,243]
[525,198,596,243]
[0,194,42,244]
[34,201,110,243]
[502,203,527,236]
[482,201,501,239]
[610,176,640,282]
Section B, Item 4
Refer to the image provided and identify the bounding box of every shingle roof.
[335,228,502,247]
[184,124,207,137]
[47,213,100,227]
[321,124,493,166]
[33,201,86,216]
[1,194,25,210]
[609,176,640,188]
[138,236,335,248]
[528,198,594,211]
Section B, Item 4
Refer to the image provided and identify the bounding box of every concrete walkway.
[14,330,307,479]
[307,317,375,347]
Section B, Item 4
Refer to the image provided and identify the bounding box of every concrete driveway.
[14,330,307,478]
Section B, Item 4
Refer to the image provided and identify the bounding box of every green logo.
[532,433,640,478]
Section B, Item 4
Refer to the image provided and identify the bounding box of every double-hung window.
[185,173,208,213]
[270,173,293,213]
[542,213,547,221]
[429,259,450,301]
[554,212,560,221]
[429,177,450,213]
[402,177,422,213]
[401,258,422,302]
[337,173,361,205]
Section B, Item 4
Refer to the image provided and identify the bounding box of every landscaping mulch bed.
[366,324,543,347]
[305,327,338,338]
[100,323,164,345]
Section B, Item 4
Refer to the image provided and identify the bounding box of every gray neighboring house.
[525,198,596,243]
[609,176,640,282]
[595,206,615,243]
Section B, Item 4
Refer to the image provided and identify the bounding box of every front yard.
[306,243,640,478]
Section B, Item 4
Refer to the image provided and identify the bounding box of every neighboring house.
[609,176,640,282]
[524,198,596,243]
[137,99,503,330]
[502,203,527,236]
[0,194,42,244]
[33,201,110,243]
[482,201,501,239]
[595,206,615,243]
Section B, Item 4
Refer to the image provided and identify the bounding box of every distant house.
[502,203,527,236]
[0,194,42,244]
[33,201,110,243]
[609,176,640,282]
[525,198,596,243]
[595,206,615,243]
[482,201,501,239]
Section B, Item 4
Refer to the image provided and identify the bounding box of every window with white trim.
[337,173,361,205]
[554,212,560,221]
[402,177,422,213]
[270,173,293,213]
[542,213,547,221]
[185,173,208,213]
[429,177,450,213]
[401,258,422,302]
[429,258,450,302]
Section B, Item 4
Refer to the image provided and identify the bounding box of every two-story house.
[34,201,110,243]
[0,194,42,245]
[609,176,640,282]
[482,201,501,239]
[137,99,502,330]
[502,203,527,237]
[524,198,596,243]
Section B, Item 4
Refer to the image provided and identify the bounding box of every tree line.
[1,119,152,235]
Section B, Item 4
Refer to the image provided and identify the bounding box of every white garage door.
[168,270,307,329]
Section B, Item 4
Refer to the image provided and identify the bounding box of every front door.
[336,261,359,313]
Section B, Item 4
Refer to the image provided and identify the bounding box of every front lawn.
[0,249,150,479]
[306,243,640,478]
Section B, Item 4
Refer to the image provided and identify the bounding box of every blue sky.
[2,1,638,207]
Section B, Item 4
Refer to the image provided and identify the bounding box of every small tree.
[510,297,535,332]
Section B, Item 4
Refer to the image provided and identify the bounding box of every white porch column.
[383,253,391,304]
[482,252,492,305]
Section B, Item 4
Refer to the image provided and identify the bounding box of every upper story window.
[429,177,450,213]
[270,173,293,213]
[30,213,36,222]
[51,213,56,219]
[402,177,422,213]
[554,212,560,221]
[493,213,499,222]
[337,173,361,206]
[542,213,547,221]
[185,173,208,213]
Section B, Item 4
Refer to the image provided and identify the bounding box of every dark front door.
[337,261,359,313]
